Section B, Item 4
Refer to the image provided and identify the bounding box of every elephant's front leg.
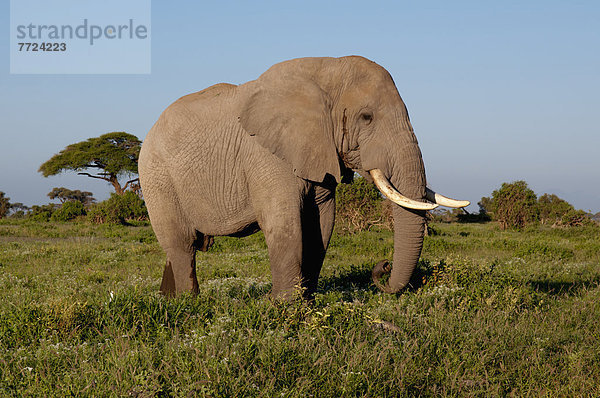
[301,184,335,298]
[251,178,305,300]
[261,203,304,299]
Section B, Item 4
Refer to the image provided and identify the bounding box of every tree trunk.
[109,175,125,195]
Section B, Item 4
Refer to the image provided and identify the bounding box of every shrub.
[28,204,59,222]
[88,191,148,224]
[538,194,574,225]
[51,200,86,221]
[487,181,539,230]
[482,186,591,229]
[556,209,594,228]
[457,211,491,223]
[429,209,460,223]
[430,207,490,224]
[478,196,493,215]
[335,177,391,233]
[0,192,10,218]
[8,203,29,218]
[9,210,26,219]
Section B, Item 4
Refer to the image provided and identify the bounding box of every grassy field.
[1,219,599,397]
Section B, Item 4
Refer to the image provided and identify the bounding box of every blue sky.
[1,1,599,212]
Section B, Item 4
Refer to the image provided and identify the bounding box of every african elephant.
[138,56,468,299]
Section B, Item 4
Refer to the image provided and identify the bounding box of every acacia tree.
[48,187,95,205]
[39,132,142,195]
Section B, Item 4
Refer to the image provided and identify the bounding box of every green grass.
[1,219,600,396]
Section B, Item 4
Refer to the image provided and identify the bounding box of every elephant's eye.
[361,113,373,124]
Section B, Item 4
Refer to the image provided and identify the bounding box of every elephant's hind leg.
[160,243,198,296]
[160,232,213,294]
[143,170,200,296]
[152,220,202,296]
[159,231,212,296]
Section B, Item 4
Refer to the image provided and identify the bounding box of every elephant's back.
[148,83,238,156]
[141,83,258,234]
[174,83,237,109]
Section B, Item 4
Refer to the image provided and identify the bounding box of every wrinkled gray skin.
[139,56,427,299]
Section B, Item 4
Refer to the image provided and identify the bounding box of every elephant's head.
[240,56,468,293]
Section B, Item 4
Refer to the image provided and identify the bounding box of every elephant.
[138,56,469,299]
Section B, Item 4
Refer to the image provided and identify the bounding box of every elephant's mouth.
[368,169,470,211]
[339,149,362,172]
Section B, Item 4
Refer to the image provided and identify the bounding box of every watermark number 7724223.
[18,42,67,52]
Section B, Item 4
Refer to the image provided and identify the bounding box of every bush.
[8,203,29,218]
[482,185,592,229]
[457,211,491,223]
[28,204,59,222]
[51,200,86,221]
[0,192,10,218]
[335,177,391,233]
[486,181,539,230]
[88,191,148,224]
[430,207,490,224]
[429,209,461,223]
[9,210,26,219]
[478,196,493,215]
[556,209,594,228]
[538,194,574,225]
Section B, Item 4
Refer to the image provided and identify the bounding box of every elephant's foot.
[160,248,199,297]
[159,261,176,297]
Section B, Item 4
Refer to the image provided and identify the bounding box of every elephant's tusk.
[369,169,438,211]
[425,188,470,208]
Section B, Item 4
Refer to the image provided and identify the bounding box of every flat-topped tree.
[48,187,95,205]
[39,132,142,195]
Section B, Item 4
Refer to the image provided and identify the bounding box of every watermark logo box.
[10,0,151,74]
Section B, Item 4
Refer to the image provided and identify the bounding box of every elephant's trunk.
[369,139,427,293]
[372,205,425,293]
[389,205,426,291]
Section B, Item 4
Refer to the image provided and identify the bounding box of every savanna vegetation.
[1,191,599,395]
[2,133,599,395]
[478,181,595,230]
[1,132,147,225]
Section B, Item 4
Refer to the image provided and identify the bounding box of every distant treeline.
[2,178,597,230]
[0,132,146,224]
[335,178,598,233]
[1,131,598,230]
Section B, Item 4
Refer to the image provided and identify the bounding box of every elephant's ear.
[239,77,341,183]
